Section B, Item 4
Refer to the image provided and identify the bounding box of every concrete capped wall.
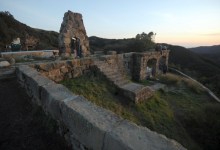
[16,63,186,150]
[1,50,59,60]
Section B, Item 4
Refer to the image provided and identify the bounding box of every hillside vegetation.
[89,32,155,54]
[61,71,220,150]
[189,45,220,66]
[190,45,220,54]
[0,11,59,51]
[168,45,220,97]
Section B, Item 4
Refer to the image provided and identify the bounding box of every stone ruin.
[58,10,90,57]
[24,34,39,50]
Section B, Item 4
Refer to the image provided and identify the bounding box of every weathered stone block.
[40,83,78,121]
[61,96,122,150]
[120,83,153,103]
[37,63,55,71]
[16,65,40,88]
[24,74,53,105]
[60,66,69,74]
[104,120,186,150]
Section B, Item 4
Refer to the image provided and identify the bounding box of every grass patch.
[60,72,220,150]
[158,73,205,94]
[158,73,182,85]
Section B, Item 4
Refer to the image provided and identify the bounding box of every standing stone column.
[58,10,90,57]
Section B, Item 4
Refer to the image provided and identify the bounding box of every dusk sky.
[1,0,220,48]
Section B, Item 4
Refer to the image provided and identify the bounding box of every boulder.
[0,61,10,68]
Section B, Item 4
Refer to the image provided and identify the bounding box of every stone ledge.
[104,120,185,150]
[41,82,78,121]
[61,96,122,150]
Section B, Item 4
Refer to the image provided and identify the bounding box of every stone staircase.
[94,60,130,87]
[94,59,153,103]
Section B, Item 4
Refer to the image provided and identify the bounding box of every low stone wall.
[30,58,93,82]
[15,63,186,150]
[98,52,134,79]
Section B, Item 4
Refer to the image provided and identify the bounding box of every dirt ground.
[0,78,72,150]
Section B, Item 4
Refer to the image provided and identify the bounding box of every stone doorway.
[146,58,157,78]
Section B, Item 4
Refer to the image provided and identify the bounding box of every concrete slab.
[121,82,145,93]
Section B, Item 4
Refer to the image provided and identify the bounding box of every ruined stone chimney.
[58,10,90,57]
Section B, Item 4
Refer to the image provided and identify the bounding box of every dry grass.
[159,73,204,94]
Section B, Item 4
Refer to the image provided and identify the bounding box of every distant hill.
[0,11,59,51]
[189,45,220,66]
[164,44,220,97]
[190,45,220,54]
[89,34,155,54]
[89,36,133,53]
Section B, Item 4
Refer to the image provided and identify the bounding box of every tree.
[131,32,155,52]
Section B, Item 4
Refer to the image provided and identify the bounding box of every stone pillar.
[59,10,90,57]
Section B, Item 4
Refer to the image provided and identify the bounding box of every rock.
[8,57,15,65]
[59,10,90,57]
[0,61,10,68]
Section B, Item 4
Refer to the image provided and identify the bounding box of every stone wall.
[59,10,90,57]
[31,58,93,82]
[98,52,134,78]
[16,64,186,150]
[96,50,170,81]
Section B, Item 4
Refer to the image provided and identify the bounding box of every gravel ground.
[0,77,72,150]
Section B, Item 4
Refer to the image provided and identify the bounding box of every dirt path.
[0,78,71,150]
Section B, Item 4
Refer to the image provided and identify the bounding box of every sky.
[0,0,220,48]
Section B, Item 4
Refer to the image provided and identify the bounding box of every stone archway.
[132,50,170,81]
[146,58,157,78]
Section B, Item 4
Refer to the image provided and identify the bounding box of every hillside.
[89,34,155,54]
[190,45,220,54]
[159,45,220,97]
[0,11,59,51]
[189,45,220,66]
[89,36,133,53]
